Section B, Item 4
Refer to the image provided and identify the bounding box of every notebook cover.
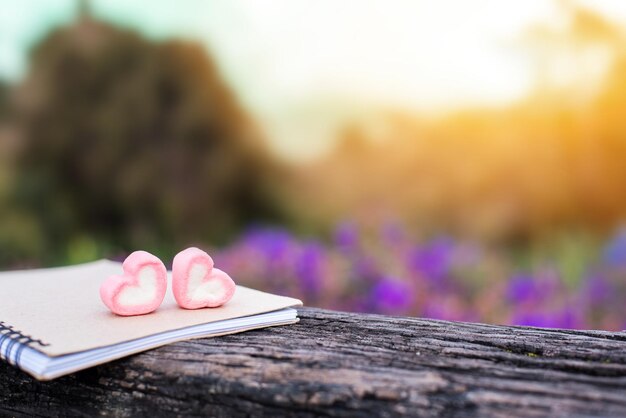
[0,260,302,357]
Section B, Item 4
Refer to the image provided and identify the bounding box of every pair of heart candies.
[100,247,236,316]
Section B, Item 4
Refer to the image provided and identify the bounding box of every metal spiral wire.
[0,321,49,369]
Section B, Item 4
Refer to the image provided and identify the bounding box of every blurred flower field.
[215,223,626,331]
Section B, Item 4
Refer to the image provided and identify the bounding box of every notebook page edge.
[37,317,300,381]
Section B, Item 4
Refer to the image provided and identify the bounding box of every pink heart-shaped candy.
[172,247,236,309]
[100,251,167,316]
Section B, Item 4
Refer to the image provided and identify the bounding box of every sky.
[1,0,626,160]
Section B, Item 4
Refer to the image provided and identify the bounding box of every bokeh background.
[1,0,626,329]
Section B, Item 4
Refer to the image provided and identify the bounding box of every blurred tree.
[0,81,8,119]
[9,13,286,264]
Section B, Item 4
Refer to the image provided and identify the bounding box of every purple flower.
[333,221,359,250]
[511,312,555,328]
[295,242,324,297]
[370,277,415,315]
[506,271,562,305]
[583,273,612,306]
[422,302,447,321]
[506,274,538,303]
[241,228,293,260]
[602,228,626,266]
[557,307,584,329]
[511,306,583,329]
[408,238,454,283]
[209,221,626,331]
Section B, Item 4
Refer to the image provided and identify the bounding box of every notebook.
[0,259,302,380]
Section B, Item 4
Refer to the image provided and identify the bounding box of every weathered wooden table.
[2,307,626,417]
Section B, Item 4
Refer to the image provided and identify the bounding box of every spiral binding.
[0,321,49,369]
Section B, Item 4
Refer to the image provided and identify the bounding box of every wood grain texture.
[1,307,626,417]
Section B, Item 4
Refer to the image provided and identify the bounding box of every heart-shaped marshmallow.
[100,251,167,316]
[172,247,236,309]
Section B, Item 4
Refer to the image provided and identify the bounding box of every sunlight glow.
[1,0,624,159]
